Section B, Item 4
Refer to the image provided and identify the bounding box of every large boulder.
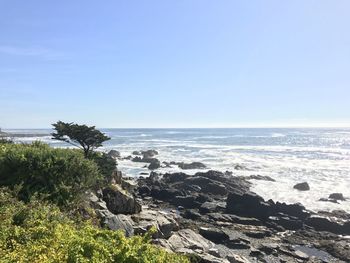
[96,210,134,237]
[132,208,179,238]
[293,182,310,191]
[102,185,141,214]
[329,193,345,201]
[226,191,273,220]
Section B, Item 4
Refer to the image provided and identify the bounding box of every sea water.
[7,128,350,213]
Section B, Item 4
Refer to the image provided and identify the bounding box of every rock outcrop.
[293,182,310,191]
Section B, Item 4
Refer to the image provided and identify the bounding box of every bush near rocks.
[0,188,189,263]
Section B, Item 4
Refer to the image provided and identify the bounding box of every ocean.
[5,128,350,213]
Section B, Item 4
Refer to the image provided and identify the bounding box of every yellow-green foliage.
[0,188,189,263]
[0,142,101,206]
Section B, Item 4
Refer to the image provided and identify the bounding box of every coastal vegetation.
[0,127,189,263]
[0,188,188,263]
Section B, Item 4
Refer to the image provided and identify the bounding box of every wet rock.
[141,149,158,158]
[178,162,207,170]
[274,202,310,220]
[102,185,142,214]
[247,174,275,182]
[132,150,141,155]
[319,198,339,204]
[148,159,160,170]
[329,193,345,201]
[293,182,310,191]
[305,215,350,235]
[107,149,120,158]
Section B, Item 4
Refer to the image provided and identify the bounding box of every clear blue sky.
[0,1,349,128]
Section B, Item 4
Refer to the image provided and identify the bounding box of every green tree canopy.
[51,121,110,157]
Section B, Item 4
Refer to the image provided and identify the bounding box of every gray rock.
[132,208,179,238]
[102,185,141,214]
[199,227,230,243]
[96,210,134,236]
[293,182,310,191]
[329,193,345,201]
[247,174,275,182]
[178,162,207,170]
[107,150,120,158]
[148,159,160,170]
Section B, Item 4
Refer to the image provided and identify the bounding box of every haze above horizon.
[1,1,349,129]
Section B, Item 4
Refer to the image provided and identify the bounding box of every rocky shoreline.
[88,150,350,263]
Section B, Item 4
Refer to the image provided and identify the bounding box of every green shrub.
[0,188,189,263]
[0,142,101,206]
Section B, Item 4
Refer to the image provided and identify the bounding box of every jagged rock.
[132,151,141,155]
[199,201,224,214]
[132,208,179,238]
[102,185,141,214]
[182,209,202,220]
[208,213,263,226]
[226,254,250,263]
[184,176,227,195]
[305,215,350,235]
[226,191,273,220]
[167,229,214,252]
[121,179,137,193]
[199,227,230,243]
[96,210,134,236]
[329,193,345,201]
[88,192,108,210]
[293,182,310,191]
[178,162,207,170]
[107,150,120,158]
[274,202,310,220]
